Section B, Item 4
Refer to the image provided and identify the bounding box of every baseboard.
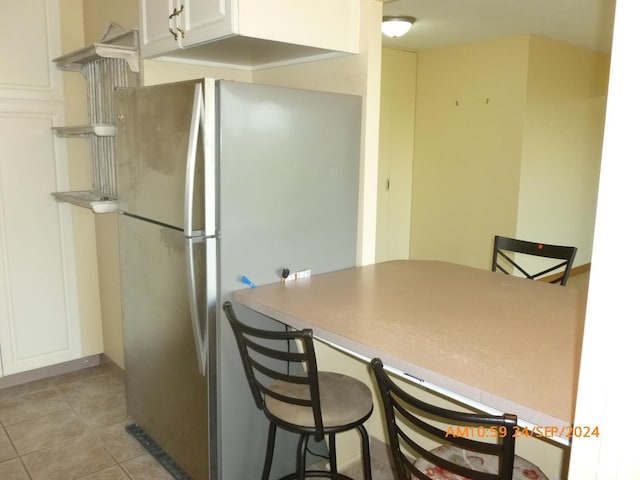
[569,263,591,276]
[100,353,125,381]
[0,354,102,390]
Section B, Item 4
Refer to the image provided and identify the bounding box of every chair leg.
[296,434,311,480]
[328,433,338,474]
[262,422,277,480]
[357,424,372,480]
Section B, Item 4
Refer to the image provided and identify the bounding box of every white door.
[376,48,416,262]
[0,0,81,375]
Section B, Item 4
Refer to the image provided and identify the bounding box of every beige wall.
[407,35,608,270]
[81,0,139,42]
[518,37,608,266]
[410,36,530,268]
[142,61,253,85]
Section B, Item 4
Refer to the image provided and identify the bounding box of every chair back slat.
[249,358,310,385]
[244,336,308,364]
[492,235,577,286]
[371,358,517,480]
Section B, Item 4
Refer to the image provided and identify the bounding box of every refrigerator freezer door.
[119,214,211,480]
[115,79,208,232]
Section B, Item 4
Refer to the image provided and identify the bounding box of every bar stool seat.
[267,371,373,429]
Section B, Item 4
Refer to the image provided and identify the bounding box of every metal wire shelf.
[52,25,140,213]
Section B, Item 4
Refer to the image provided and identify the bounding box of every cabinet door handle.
[168,5,184,20]
[168,5,184,42]
[168,5,185,41]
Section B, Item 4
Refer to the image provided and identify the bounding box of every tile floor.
[0,364,175,480]
[0,363,394,480]
[340,455,395,480]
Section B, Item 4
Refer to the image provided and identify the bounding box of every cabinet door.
[0,104,82,375]
[140,0,182,57]
[140,0,234,56]
[181,0,234,47]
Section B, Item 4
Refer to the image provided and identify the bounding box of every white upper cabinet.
[180,0,231,47]
[140,0,189,54]
[139,0,360,68]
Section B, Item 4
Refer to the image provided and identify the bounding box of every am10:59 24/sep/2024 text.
[445,425,599,439]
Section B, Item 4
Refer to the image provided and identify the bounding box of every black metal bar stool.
[224,301,373,480]
[492,235,577,286]
[371,358,549,480]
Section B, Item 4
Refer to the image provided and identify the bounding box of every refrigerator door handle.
[186,237,208,376]
[184,82,204,238]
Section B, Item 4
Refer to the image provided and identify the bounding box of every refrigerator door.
[119,214,212,480]
[116,79,213,234]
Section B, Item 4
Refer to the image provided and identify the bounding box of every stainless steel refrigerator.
[115,78,361,479]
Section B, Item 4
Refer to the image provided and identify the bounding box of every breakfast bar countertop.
[232,260,588,442]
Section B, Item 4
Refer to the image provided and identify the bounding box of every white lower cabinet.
[0,103,82,376]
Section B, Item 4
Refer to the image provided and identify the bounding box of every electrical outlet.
[282,269,311,282]
[296,269,311,278]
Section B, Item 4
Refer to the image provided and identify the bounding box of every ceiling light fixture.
[381,16,416,38]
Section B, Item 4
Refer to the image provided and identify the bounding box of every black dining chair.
[491,235,577,286]
[223,301,373,480]
[370,358,549,480]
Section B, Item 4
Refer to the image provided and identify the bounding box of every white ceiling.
[381,0,617,54]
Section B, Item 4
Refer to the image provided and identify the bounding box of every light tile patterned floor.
[0,363,396,480]
[341,456,395,480]
[0,365,172,480]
